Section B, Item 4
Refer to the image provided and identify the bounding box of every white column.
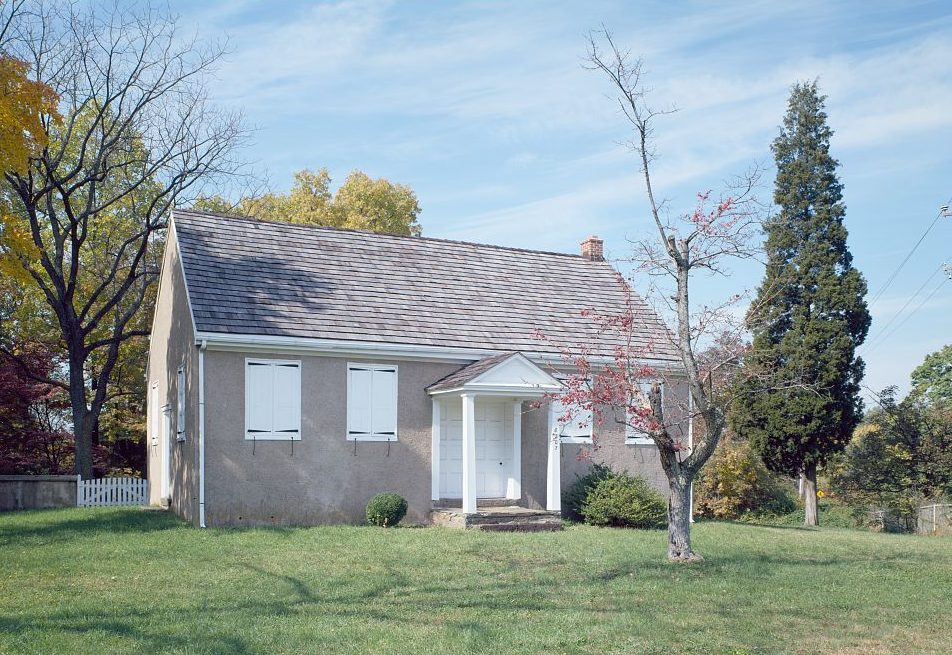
[431,398,441,501]
[507,400,522,500]
[546,408,561,512]
[461,393,477,513]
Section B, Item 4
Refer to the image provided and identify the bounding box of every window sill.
[346,435,398,442]
[561,437,593,444]
[625,438,655,446]
[245,434,301,441]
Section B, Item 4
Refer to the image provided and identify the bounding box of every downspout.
[198,338,207,528]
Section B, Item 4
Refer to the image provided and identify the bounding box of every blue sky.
[173,0,952,400]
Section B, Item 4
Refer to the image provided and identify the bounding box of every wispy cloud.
[176,0,952,397]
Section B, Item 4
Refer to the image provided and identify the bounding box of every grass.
[1,509,950,655]
[734,500,861,529]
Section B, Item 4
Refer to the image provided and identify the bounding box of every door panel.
[440,401,463,498]
[439,399,513,499]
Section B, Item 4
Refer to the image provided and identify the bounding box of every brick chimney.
[580,235,604,261]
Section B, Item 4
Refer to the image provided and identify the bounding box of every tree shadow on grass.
[0,507,183,547]
[697,519,820,532]
[0,607,256,655]
[0,562,566,654]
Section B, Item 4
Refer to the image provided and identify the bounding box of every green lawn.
[1,509,950,655]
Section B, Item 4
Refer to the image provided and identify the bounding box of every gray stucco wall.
[202,351,459,526]
[201,350,688,525]
[0,475,77,511]
[146,230,200,523]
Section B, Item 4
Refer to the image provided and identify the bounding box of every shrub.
[828,393,952,531]
[737,499,863,529]
[562,464,615,522]
[366,493,408,527]
[581,473,667,529]
[694,440,796,520]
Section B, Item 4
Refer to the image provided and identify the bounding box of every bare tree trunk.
[2,2,248,482]
[668,478,700,561]
[68,356,93,479]
[803,462,818,527]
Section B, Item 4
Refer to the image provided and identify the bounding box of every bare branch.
[2,1,252,476]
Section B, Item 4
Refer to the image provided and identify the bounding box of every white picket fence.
[77,476,149,507]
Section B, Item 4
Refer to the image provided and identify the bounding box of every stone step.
[430,507,562,532]
[477,521,562,532]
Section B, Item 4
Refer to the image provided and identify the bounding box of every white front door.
[439,398,514,499]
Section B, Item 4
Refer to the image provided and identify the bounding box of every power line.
[866,276,948,355]
[867,210,943,308]
[864,263,943,352]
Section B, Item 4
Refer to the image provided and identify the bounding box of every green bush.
[736,499,863,529]
[694,440,796,520]
[365,493,408,527]
[581,473,667,529]
[562,464,615,522]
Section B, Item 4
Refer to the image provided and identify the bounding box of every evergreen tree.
[731,82,871,526]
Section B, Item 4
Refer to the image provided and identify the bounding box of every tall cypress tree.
[731,81,871,526]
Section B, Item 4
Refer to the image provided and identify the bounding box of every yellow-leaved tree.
[0,53,58,282]
[0,55,57,173]
[1,2,248,478]
[195,168,422,236]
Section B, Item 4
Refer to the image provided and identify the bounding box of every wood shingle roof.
[172,209,679,360]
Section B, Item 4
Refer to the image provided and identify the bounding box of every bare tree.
[566,30,768,561]
[0,1,249,477]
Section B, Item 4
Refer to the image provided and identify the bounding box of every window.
[551,396,593,444]
[626,381,663,445]
[347,363,398,441]
[176,366,186,442]
[245,359,302,440]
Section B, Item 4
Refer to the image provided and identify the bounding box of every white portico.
[426,352,564,514]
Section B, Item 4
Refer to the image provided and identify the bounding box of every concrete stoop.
[430,505,562,532]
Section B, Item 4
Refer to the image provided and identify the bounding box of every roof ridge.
[173,208,601,261]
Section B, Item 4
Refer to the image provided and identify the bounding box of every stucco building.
[147,210,687,527]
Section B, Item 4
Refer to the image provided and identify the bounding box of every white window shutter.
[370,368,397,438]
[176,367,186,440]
[627,381,661,442]
[570,405,593,438]
[246,362,274,436]
[272,363,301,437]
[347,367,373,438]
[552,397,592,439]
[149,383,159,446]
[626,408,645,441]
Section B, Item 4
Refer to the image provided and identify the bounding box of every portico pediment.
[426,352,562,397]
